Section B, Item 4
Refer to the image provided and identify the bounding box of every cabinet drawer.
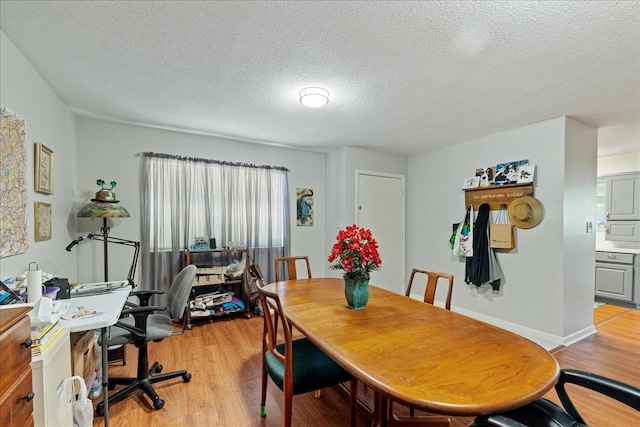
[0,315,32,396]
[0,367,34,427]
[595,252,634,264]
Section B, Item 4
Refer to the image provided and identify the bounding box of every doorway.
[356,170,405,294]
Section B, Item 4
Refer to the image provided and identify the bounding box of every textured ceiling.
[1,1,638,157]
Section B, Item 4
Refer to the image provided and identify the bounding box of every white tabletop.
[59,287,131,332]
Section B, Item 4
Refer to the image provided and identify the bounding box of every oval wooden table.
[262,278,560,425]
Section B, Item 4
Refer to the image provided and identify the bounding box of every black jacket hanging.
[465,203,504,290]
[466,204,490,286]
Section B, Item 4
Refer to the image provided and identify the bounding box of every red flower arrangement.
[328,224,382,280]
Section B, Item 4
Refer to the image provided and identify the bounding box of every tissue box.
[71,330,95,384]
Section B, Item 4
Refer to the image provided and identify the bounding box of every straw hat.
[508,196,543,229]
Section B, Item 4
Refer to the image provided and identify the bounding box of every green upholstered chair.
[258,284,357,427]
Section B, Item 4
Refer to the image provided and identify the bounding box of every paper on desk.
[61,307,104,320]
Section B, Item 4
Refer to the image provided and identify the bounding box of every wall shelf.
[464,183,533,210]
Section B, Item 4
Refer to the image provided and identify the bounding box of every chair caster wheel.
[183,373,192,382]
[155,364,163,373]
[96,404,105,417]
[153,398,165,410]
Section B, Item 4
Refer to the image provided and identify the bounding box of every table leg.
[371,391,390,427]
[101,326,109,427]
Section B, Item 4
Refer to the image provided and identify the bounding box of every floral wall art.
[0,104,28,257]
[34,202,52,242]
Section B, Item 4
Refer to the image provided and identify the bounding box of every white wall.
[325,146,408,277]
[563,118,597,337]
[407,117,596,343]
[75,117,327,283]
[0,31,78,283]
[597,152,640,176]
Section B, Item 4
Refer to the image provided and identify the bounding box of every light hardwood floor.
[92,305,639,426]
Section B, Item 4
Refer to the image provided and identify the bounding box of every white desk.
[59,286,130,427]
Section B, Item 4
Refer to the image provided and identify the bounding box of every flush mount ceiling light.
[299,87,329,108]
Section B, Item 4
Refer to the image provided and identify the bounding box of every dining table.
[262,278,560,426]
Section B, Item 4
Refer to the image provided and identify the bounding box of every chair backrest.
[405,268,454,310]
[555,369,640,423]
[167,265,197,322]
[274,256,312,281]
[258,284,292,373]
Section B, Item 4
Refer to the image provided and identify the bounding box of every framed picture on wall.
[296,188,314,226]
[0,104,29,257]
[35,142,54,194]
[34,201,52,241]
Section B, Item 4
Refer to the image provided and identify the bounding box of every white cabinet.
[31,328,73,427]
[605,173,640,221]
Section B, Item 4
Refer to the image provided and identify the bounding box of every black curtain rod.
[137,151,289,172]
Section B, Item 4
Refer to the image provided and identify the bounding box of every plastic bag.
[451,205,474,257]
[68,375,94,427]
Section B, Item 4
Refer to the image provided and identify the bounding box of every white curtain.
[138,152,290,301]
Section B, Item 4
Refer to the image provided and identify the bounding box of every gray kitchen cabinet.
[605,172,640,221]
[595,251,636,304]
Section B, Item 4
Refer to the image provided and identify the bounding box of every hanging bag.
[68,375,94,427]
[451,205,474,257]
[490,205,515,249]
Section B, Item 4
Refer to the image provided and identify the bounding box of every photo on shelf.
[494,159,528,185]
[517,164,536,183]
[475,166,495,187]
[463,176,480,189]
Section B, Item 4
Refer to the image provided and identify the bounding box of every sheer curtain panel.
[139,152,290,302]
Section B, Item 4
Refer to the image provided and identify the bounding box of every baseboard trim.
[423,301,596,349]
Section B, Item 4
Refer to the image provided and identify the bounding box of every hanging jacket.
[465,203,505,290]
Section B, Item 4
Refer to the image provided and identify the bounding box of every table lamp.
[73,179,134,282]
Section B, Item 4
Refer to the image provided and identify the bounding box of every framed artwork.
[34,201,52,242]
[475,166,495,187]
[296,188,314,226]
[35,142,54,194]
[463,176,480,189]
[495,159,528,185]
[0,104,29,257]
[517,164,536,183]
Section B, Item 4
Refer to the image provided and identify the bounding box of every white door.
[356,171,405,294]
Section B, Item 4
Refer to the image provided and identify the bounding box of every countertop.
[596,247,640,255]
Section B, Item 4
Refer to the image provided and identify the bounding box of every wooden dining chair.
[258,284,357,427]
[274,255,312,281]
[405,268,454,310]
[387,268,455,426]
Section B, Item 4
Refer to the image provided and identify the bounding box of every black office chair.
[469,369,640,427]
[96,265,197,415]
[258,283,357,427]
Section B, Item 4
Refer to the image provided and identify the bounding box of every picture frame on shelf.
[35,142,54,194]
[34,201,52,242]
[475,166,495,187]
[517,164,536,183]
[494,159,528,186]
[463,176,480,189]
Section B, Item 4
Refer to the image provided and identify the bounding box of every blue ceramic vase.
[344,276,369,310]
